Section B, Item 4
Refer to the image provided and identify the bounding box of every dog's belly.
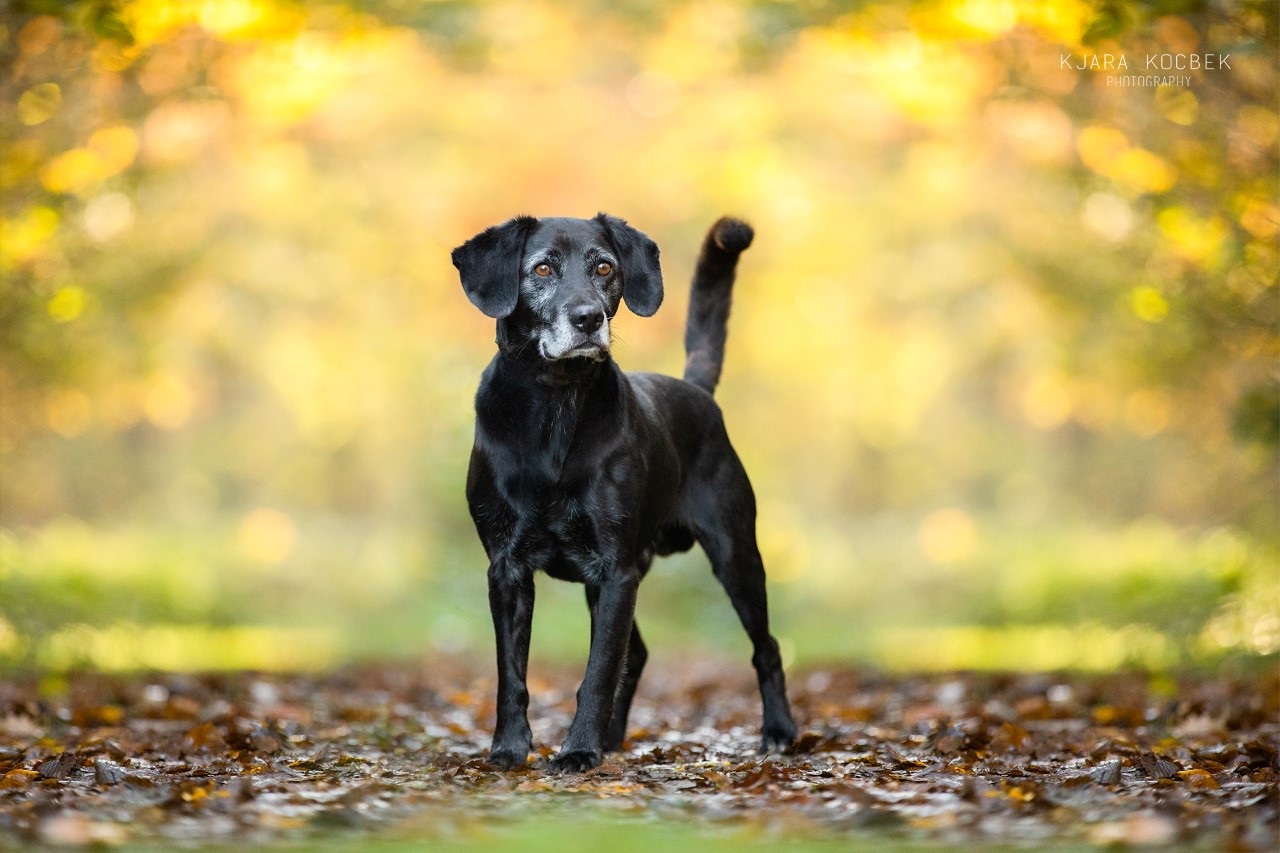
[529,515,694,583]
[542,503,613,583]
[541,552,588,582]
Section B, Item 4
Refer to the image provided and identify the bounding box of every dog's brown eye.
[596,262,612,276]
[534,263,552,277]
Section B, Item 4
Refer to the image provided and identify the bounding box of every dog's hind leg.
[703,535,797,752]
[692,467,798,753]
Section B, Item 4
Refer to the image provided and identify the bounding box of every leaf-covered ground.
[1,659,1276,849]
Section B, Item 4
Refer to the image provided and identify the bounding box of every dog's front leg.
[549,570,638,773]
[487,563,534,769]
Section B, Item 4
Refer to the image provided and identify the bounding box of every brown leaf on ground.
[36,752,79,781]
[92,759,126,786]
[1089,758,1123,785]
[1139,752,1180,780]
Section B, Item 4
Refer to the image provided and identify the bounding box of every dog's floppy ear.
[452,216,537,318]
[596,213,663,317]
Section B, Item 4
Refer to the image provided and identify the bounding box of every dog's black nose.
[569,305,605,334]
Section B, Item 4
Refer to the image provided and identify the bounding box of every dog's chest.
[488,478,615,582]
[471,365,637,579]
[472,437,623,579]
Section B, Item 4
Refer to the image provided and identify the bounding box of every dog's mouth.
[540,340,609,361]
[536,314,612,362]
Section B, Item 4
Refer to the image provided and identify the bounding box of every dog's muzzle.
[540,303,611,360]
[541,340,610,361]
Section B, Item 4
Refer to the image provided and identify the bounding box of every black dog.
[452,213,797,772]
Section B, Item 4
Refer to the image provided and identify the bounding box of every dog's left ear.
[596,213,663,317]
[452,216,537,318]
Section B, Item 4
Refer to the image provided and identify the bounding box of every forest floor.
[0,657,1276,850]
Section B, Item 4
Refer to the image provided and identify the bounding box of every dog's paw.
[487,747,530,770]
[547,749,602,773]
[759,723,797,755]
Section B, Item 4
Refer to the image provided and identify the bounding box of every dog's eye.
[595,262,613,276]
[534,263,552,277]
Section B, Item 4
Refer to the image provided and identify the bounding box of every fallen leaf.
[0,769,41,790]
[1092,705,1145,727]
[790,730,825,754]
[1139,753,1179,780]
[37,752,79,781]
[184,721,226,752]
[1090,759,1123,785]
[990,721,1033,753]
[72,705,124,728]
[93,759,126,786]
[1176,768,1219,790]
[926,723,966,755]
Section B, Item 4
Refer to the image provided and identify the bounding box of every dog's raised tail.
[683,217,753,395]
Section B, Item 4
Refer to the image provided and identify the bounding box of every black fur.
[453,214,797,773]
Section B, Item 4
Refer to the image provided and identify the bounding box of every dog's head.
[452,214,662,361]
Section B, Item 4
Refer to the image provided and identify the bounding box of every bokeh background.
[2,0,1276,675]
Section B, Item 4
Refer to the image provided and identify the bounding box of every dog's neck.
[501,349,610,390]
[489,334,616,482]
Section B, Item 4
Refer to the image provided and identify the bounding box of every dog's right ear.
[452,216,537,318]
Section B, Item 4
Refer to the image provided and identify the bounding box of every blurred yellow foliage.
[876,623,1176,671]
[1022,374,1073,430]
[1155,87,1198,125]
[44,389,93,437]
[39,622,337,670]
[123,0,304,46]
[1157,207,1228,266]
[1129,285,1169,323]
[918,508,980,566]
[1,206,59,263]
[17,82,61,126]
[236,508,297,565]
[142,373,195,430]
[0,0,1275,672]
[46,286,86,323]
